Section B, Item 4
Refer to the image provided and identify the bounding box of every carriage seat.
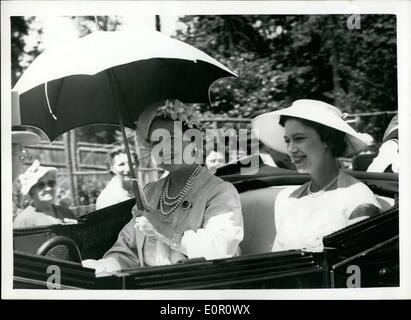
[239,186,287,255]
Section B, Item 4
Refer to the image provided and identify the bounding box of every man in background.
[95,147,138,210]
[11,91,43,219]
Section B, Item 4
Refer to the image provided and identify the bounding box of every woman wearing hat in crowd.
[95,147,138,210]
[83,100,243,273]
[14,160,76,228]
[252,99,381,253]
[11,90,42,182]
[367,114,399,173]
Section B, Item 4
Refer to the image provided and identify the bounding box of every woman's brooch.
[181,200,192,211]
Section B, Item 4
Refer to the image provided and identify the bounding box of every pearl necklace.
[307,171,340,197]
[159,165,203,215]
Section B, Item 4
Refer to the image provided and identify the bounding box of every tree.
[175,15,397,142]
[71,15,122,36]
[11,16,43,87]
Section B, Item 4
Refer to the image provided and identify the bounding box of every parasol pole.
[106,69,144,210]
[95,16,144,211]
[105,50,145,267]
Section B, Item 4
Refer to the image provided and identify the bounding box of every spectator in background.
[12,129,42,219]
[95,147,138,210]
[367,114,399,173]
[14,160,75,228]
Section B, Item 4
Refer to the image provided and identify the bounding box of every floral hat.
[136,99,201,142]
[19,160,57,195]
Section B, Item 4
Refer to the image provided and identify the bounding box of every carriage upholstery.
[239,186,285,255]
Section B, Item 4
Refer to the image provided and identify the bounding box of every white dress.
[272,171,381,253]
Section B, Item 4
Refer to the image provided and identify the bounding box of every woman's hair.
[279,115,347,157]
[107,147,138,174]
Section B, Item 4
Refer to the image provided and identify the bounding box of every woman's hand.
[131,205,173,246]
[134,215,172,247]
[82,259,106,274]
[82,258,122,274]
[134,216,160,237]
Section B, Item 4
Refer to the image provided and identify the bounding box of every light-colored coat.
[100,167,244,271]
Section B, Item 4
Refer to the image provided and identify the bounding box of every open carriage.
[13,158,399,289]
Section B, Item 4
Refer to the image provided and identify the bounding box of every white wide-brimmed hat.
[251,99,368,157]
[19,160,57,195]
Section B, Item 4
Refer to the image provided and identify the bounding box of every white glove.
[82,259,105,274]
[82,258,121,274]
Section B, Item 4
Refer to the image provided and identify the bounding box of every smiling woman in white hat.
[13,160,75,228]
[251,99,381,252]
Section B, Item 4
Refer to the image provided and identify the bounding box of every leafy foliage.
[11,16,43,87]
[70,15,122,36]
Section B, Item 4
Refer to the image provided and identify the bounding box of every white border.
[2,0,411,300]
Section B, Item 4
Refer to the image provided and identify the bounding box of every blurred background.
[11,14,397,216]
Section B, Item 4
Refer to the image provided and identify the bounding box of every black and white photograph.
[1,0,410,301]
